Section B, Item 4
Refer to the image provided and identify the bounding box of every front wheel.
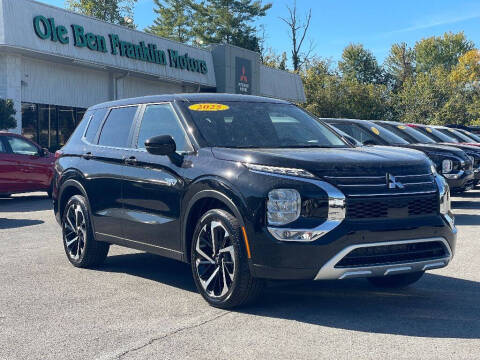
[367,271,424,288]
[62,195,109,268]
[191,209,263,308]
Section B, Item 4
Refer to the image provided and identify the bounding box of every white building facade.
[0,0,305,150]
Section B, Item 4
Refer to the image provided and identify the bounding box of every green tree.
[415,32,474,73]
[302,58,389,120]
[0,99,17,130]
[339,44,383,84]
[384,42,415,90]
[262,48,288,70]
[189,0,272,51]
[66,0,137,28]
[145,0,193,42]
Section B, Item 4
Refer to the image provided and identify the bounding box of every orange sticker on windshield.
[397,125,406,129]
[371,127,380,135]
[426,127,433,133]
[188,103,229,111]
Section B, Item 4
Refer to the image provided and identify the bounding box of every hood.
[440,143,480,155]
[212,146,431,177]
[405,143,469,159]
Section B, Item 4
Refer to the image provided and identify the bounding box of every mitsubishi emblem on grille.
[386,173,404,189]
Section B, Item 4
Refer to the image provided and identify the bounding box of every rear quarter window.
[84,108,108,143]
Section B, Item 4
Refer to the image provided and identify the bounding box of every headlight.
[442,159,453,173]
[267,189,301,225]
[244,163,315,178]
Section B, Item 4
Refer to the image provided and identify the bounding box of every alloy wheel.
[63,203,87,261]
[194,220,236,298]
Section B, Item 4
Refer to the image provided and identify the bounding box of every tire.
[367,271,424,288]
[62,195,109,268]
[191,209,264,309]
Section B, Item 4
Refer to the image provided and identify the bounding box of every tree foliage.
[302,32,480,125]
[66,0,137,28]
[339,44,383,84]
[145,0,193,42]
[415,32,474,73]
[0,99,17,131]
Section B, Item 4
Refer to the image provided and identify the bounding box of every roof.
[90,93,290,110]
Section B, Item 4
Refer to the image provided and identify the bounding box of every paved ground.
[0,191,479,360]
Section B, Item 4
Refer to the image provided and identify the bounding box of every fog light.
[267,189,301,225]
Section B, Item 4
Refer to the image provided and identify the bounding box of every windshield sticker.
[397,125,406,130]
[371,127,380,135]
[426,127,433,133]
[188,103,230,111]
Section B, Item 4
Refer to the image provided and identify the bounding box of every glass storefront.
[21,102,87,151]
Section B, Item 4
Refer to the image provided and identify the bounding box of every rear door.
[85,105,139,241]
[120,103,193,254]
[3,136,50,192]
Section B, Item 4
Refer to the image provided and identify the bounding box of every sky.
[40,0,480,67]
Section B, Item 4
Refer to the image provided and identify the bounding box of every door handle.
[124,156,137,165]
[82,152,93,160]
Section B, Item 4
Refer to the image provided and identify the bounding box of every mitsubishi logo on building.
[386,173,404,189]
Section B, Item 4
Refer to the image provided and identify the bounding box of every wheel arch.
[58,178,89,221]
[182,188,247,263]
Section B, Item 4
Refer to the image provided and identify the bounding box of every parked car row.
[50,94,456,308]
[325,119,480,193]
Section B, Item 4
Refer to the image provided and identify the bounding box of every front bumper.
[445,169,475,191]
[250,215,457,280]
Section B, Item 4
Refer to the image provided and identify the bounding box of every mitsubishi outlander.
[53,94,456,308]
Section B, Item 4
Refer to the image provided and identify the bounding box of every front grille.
[323,173,436,197]
[347,194,438,219]
[335,241,448,268]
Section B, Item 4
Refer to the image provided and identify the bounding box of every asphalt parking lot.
[0,191,479,360]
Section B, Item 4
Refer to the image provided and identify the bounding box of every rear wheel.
[62,195,109,268]
[191,209,263,308]
[367,271,424,288]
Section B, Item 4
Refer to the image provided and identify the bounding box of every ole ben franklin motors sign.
[32,15,208,75]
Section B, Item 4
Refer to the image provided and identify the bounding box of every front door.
[121,103,193,253]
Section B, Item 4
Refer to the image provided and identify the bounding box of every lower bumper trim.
[314,237,452,280]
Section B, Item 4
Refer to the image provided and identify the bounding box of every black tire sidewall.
[190,209,246,307]
[61,195,93,267]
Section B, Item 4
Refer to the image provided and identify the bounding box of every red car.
[0,132,55,197]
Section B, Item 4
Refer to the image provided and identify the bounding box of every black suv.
[325,118,474,192]
[53,94,456,308]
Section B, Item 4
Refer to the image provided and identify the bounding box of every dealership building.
[0,0,305,150]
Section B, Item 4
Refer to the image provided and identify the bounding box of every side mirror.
[41,148,50,157]
[145,135,176,156]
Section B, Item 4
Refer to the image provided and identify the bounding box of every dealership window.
[21,102,87,151]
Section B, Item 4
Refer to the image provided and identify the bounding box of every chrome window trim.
[314,237,453,280]
[257,172,346,242]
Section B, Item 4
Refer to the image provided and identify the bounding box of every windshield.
[329,121,408,145]
[416,126,458,143]
[442,128,477,142]
[184,102,347,148]
[459,129,480,142]
[379,123,436,144]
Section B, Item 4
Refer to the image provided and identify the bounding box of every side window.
[6,137,39,155]
[98,106,138,148]
[84,108,108,143]
[0,139,7,153]
[333,123,379,145]
[137,104,191,152]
